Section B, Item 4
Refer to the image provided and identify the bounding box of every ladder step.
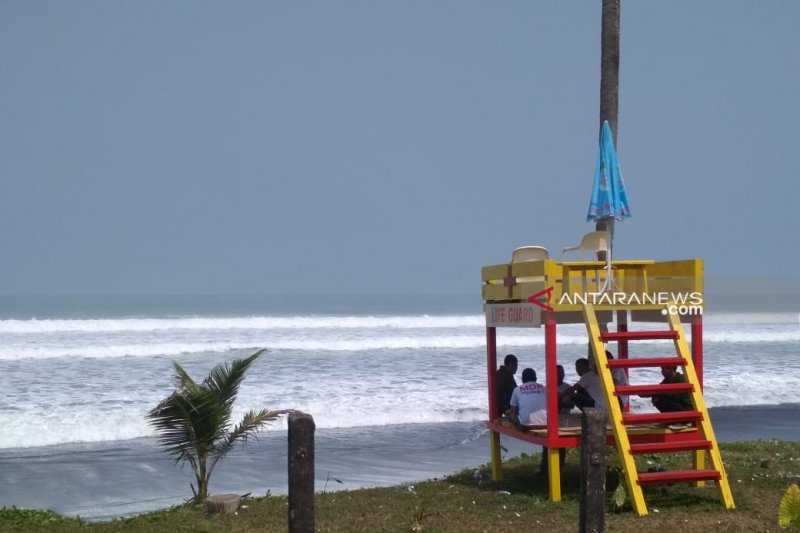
[583,302,735,513]
[630,441,713,454]
[616,383,694,396]
[623,411,703,425]
[638,469,721,486]
[601,330,679,341]
[607,357,686,368]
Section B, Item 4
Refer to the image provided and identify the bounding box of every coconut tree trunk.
[600,0,620,144]
[197,455,209,502]
[596,0,620,258]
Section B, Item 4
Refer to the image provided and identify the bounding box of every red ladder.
[583,303,735,516]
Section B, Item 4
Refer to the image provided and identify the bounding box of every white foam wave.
[0,342,261,360]
[1,307,797,450]
[0,324,797,361]
[0,333,590,360]
[0,408,153,449]
[703,329,800,343]
[703,312,799,325]
[4,380,799,450]
[0,315,485,334]
[2,311,794,335]
[3,350,800,449]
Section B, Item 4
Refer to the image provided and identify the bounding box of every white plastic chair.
[561,231,612,293]
[511,246,549,263]
[509,246,549,286]
[561,231,610,262]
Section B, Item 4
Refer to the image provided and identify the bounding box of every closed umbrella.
[586,120,631,291]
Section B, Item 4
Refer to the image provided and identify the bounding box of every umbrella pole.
[596,218,616,293]
[595,218,614,260]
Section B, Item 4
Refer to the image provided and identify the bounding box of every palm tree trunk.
[600,0,620,144]
[596,0,620,259]
[197,455,209,502]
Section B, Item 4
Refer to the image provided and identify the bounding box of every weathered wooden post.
[288,411,315,533]
[580,408,607,533]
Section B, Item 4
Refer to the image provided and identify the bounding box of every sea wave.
[0,311,795,335]
[0,327,797,360]
[0,334,573,360]
[0,315,485,334]
[3,387,799,450]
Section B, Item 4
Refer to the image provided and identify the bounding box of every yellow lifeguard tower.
[482,247,735,516]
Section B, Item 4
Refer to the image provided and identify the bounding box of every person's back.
[556,364,573,414]
[653,366,692,412]
[576,369,607,411]
[510,368,547,426]
[495,354,518,417]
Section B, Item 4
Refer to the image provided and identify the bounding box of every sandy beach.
[1,403,798,521]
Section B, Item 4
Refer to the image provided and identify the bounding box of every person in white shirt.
[508,368,548,427]
[559,358,607,411]
[606,351,629,409]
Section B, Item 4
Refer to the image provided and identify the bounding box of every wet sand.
[1,403,798,520]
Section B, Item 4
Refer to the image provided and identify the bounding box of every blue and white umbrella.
[587,120,631,222]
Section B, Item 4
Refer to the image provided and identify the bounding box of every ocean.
[0,293,798,519]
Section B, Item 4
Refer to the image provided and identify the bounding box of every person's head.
[575,358,590,376]
[661,365,678,378]
[503,354,518,374]
[606,350,614,360]
[521,368,537,383]
[556,364,565,384]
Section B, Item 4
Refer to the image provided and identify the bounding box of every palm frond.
[147,387,219,469]
[203,350,264,424]
[172,361,199,391]
[148,394,199,473]
[208,408,288,474]
[205,350,263,398]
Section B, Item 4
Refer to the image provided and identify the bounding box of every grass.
[2,440,799,532]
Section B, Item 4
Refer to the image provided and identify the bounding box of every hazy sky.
[1,1,798,295]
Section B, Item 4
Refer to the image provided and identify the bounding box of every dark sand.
[1,404,798,520]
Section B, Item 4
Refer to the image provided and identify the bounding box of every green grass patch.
[2,440,799,532]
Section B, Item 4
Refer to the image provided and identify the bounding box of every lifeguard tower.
[482,243,735,516]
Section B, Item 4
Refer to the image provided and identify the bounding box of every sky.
[1,1,798,295]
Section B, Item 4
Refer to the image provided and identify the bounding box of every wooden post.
[580,408,607,533]
[288,411,315,533]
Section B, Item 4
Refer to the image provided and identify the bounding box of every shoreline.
[1,403,798,520]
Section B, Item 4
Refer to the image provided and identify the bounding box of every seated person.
[650,365,693,412]
[559,358,607,411]
[507,368,547,427]
[606,351,629,409]
[495,354,518,418]
[556,364,574,414]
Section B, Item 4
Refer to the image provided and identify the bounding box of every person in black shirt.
[652,365,693,412]
[495,354,518,417]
